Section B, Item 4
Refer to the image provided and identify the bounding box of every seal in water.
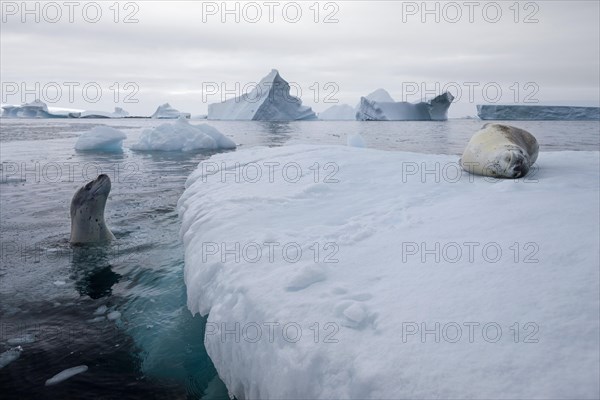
[70,174,115,244]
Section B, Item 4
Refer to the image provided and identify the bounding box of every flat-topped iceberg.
[1,101,129,119]
[1,100,76,118]
[75,126,127,152]
[208,69,317,121]
[356,91,454,121]
[151,103,190,119]
[318,104,355,120]
[131,116,235,151]
[477,104,600,120]
[77,107,129,119]
[178,144,599,399]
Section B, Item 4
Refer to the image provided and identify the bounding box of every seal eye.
[85,183,92,191]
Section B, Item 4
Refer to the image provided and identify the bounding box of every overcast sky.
[1,0,599,117]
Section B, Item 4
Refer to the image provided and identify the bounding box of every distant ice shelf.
[208,69,317,121]
[477,104,600,120]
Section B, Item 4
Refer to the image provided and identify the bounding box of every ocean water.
[0,118,598,399]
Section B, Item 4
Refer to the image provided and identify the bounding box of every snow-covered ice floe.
[477,104,600,120]
[131,117,235,151]
[208,69,317,121]
[178,145,599,399]
[75,126,127,152]
[356,90,454,121]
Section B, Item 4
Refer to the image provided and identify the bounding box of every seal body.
[70,174,115,244]
[460,123,539,178]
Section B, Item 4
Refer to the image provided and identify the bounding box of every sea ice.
[7,334,37,345]
[45,365,89,386]
[107,311,121,321]
[178,144,599,399]
[0,347,22,369]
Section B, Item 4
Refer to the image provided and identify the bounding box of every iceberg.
[318,104,355,120]
[362,88,395,103]
[178,145,599,399]
[151,103,190,119]
[477,104,600,120]
[131,116,236,151]
[356,91,454,121]
[208,69,317,121]
[75,126,127,152]
[77,107,129,119]
[0,101,128,119]
[1,100,74,118]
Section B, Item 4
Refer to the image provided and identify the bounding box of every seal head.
[70,174,115,244]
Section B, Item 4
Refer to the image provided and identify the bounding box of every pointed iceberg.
[356,91,454,121]
[151,103,190,119]
[318,104,355,120]
[208,69,317,121]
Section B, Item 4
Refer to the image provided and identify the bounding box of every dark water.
[0,118,598,399]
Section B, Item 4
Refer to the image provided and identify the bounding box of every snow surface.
[131,117,236,151]
[356,92,454,121]
[319,104,356,120]
[74,126,127,152]
[45,365,88,386]
[208,69,317,121]
[478,105,600,120]
[179,144,599,399]
[151,103,190,119]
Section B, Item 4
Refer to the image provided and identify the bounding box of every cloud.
[1,1,598,116]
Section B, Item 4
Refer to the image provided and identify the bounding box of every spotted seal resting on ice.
[460,123,539,178]
[70,174,115,244]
